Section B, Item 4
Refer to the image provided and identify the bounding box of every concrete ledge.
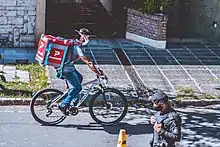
[171,99,220,107]
[0,98,32,106]
[126,32,166,49]
[1,97,220,108]
[167,38,205,43]
[0,48,36,64]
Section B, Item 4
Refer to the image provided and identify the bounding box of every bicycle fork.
[100,87,111,110]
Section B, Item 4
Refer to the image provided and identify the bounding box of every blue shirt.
[63,44,84,73]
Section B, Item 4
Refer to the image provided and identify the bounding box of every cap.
[79,28,90,35]
[149,91,168,104]
[75,28,90,46]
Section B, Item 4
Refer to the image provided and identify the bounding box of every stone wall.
[126,8,168,48]
[189,0,220,39]
[0,0,36,48]
[127,9,167,41]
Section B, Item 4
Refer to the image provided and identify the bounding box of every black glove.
[98,68,107,80]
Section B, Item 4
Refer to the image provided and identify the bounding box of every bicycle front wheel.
[89,88,128,125]
[30,88,66,125]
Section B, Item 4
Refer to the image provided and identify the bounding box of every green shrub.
[142,0,172,14]
[128,0,180,14]
[0,63,49,98]
[16,63,49,91]
[143,0,157,14]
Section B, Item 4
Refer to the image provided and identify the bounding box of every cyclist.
[58,28,105,115]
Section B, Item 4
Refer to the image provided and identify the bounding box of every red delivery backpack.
[35,34,72,78]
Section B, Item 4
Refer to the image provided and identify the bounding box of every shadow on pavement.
[176,106,220,146]
[47,104,220,146]
[52,123,104,131]
[103,122,153,135]
[54,122,153,135]
[81,40,220,66]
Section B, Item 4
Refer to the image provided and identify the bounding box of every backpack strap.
[64,44,74,65]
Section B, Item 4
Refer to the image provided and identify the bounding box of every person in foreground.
[149,91,182,147]
[57,28,105,115]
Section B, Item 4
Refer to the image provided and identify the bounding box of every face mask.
[80,35,89,46]
[153,105,163,111]
[82,38,89,46]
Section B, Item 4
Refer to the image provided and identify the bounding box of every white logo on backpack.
[54,51,60,56]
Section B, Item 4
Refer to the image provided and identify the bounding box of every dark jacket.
[151,107,181,147]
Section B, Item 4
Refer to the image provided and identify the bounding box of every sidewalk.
[1,39,220,106]
[0,65,30,83]
[48,39,220,96]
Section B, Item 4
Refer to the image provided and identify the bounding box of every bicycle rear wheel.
[89,88,128,125]
[30,88,66,125]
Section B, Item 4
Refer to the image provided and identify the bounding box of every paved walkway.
[48,39,220,97]
[0,65,30,83]
[1,39,220,97]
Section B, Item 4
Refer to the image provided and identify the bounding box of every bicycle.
[30,71,128,126]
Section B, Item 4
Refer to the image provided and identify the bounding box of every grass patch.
[176,86,220,100]
[0,63,49,98]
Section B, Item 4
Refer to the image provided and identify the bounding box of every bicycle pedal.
[69,107,79,116]
[59,105,69,116]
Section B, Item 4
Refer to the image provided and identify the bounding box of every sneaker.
[58,104,69,116]
[70,98,79,107]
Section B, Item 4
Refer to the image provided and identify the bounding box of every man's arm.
[80,56,102,76]
[159,117,181,141]
[74,45,102,76]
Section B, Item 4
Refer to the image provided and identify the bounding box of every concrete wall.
[36,0,46,45]
[100,0,112,12]
[189,0,220,39]
[0,0,36,48]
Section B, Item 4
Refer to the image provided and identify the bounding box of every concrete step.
[167,37,205,44]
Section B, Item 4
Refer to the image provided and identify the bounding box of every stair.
[46,0,115,38]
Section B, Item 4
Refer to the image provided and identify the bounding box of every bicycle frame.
[49,77,107,108]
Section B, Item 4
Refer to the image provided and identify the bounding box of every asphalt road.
[0,106,152,147]
[0,105,220,147]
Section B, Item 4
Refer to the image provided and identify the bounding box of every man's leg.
[60,70,82,108]
[75,69,83,84]
[73,69,83,104]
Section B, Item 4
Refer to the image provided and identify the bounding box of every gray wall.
[189,0,220,39]
[0,0,36,47]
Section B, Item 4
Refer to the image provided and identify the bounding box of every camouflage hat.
[149,91,168,104]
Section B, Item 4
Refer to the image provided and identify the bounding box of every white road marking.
[165,48,203,92]
[183,44,218,79]
[142,46,176,92]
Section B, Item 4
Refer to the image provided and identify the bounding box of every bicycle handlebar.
[97,68,103,75]
[96,68,108,82]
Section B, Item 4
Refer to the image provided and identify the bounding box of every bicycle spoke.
[89,88,128,125]
[30,88,66,125]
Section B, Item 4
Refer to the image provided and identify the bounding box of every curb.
[0,98,32,106]
[1,97,220,107]
[171,99,220,107]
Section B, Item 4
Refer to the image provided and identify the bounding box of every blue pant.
[61,69,83,106]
